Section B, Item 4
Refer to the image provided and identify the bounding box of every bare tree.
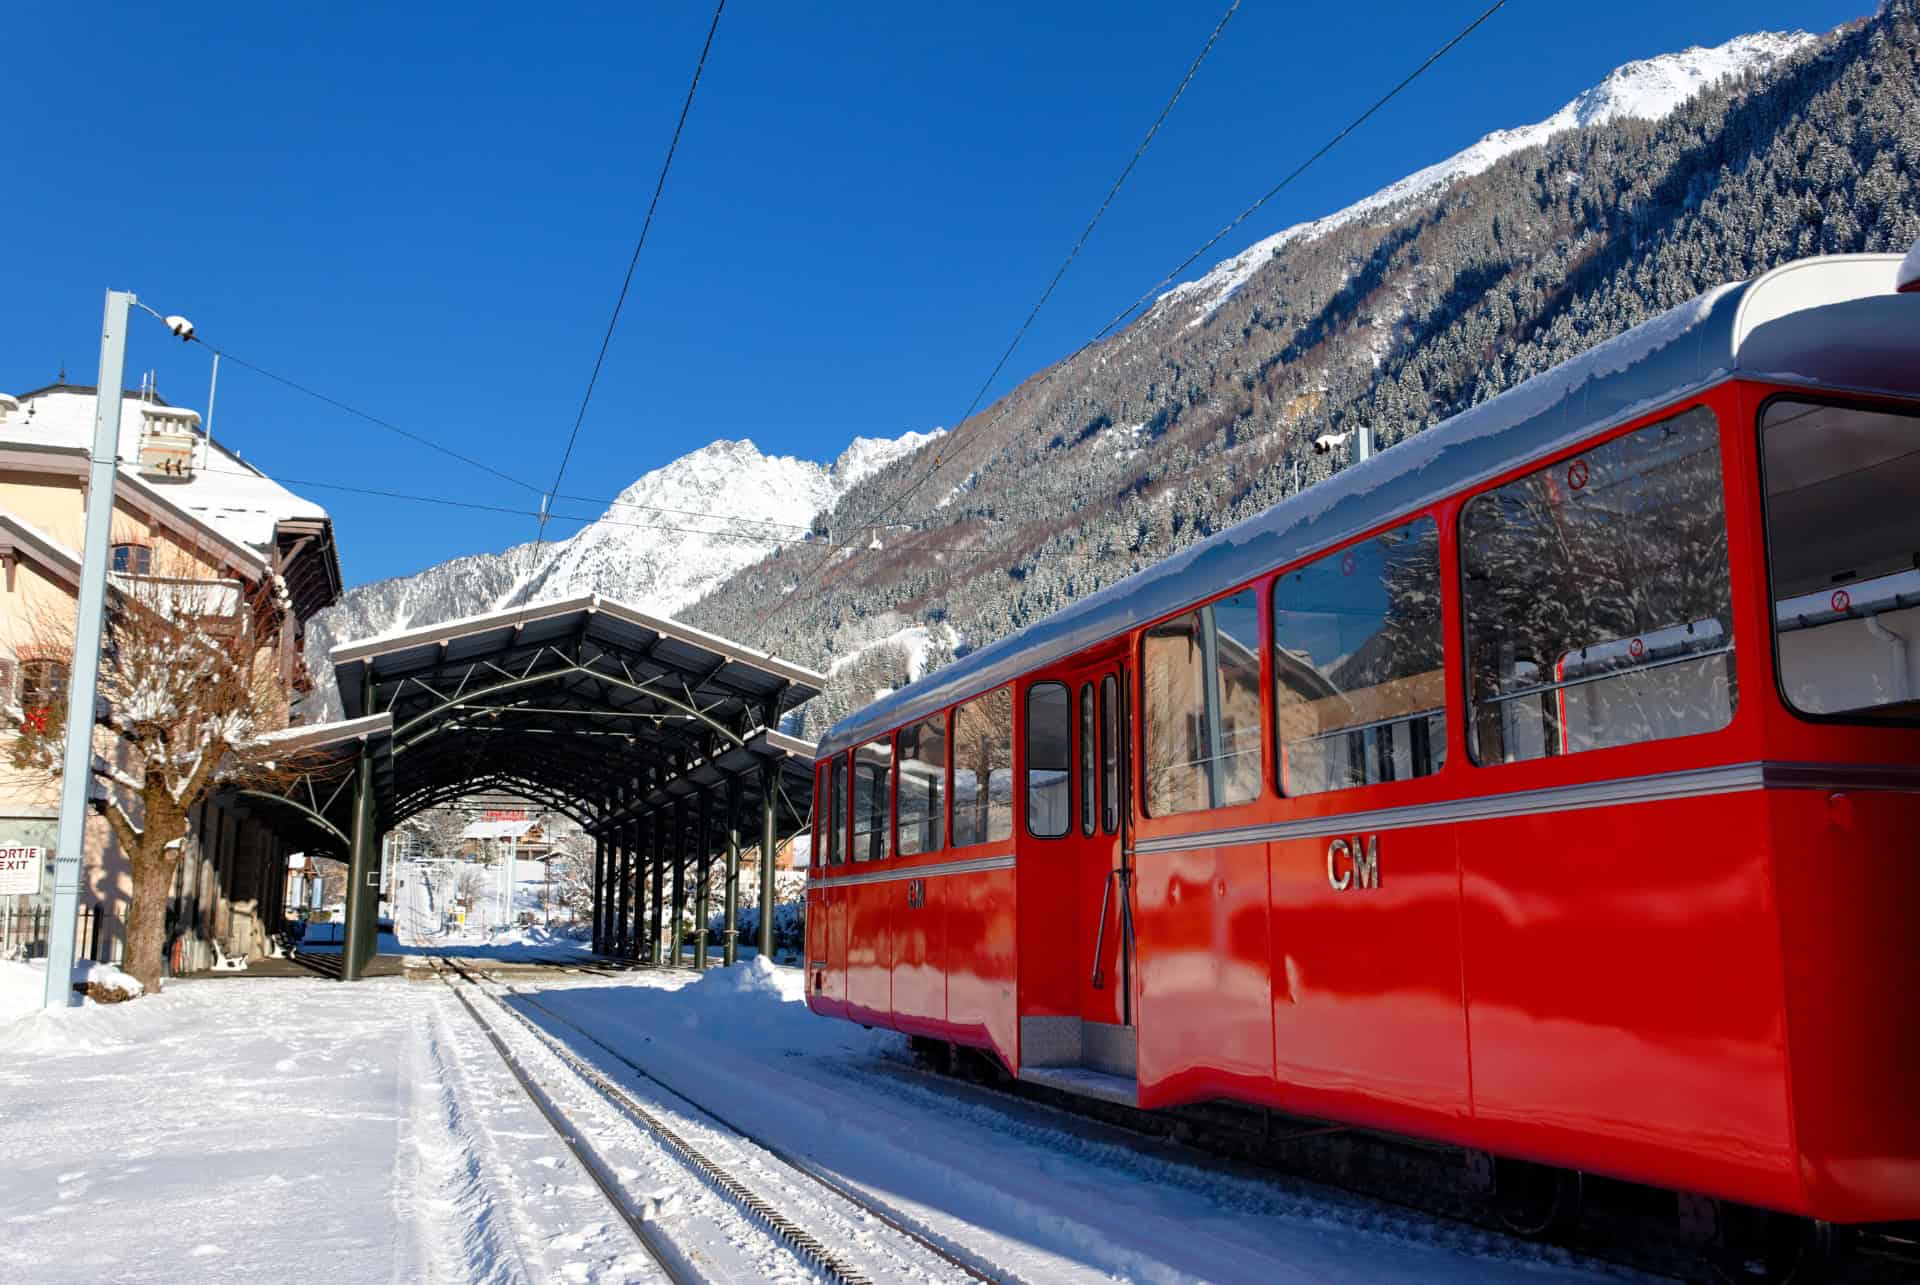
[544,829,595,921]
[404,806,471,862]
[6,546,312,993]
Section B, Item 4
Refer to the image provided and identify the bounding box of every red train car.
[805,250,1920,1234]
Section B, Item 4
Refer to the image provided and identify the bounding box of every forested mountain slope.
[686,4,1920,737]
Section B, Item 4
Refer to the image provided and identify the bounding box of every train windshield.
[1763,398,1920,720]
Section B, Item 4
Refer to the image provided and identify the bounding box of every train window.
[826,755,848,865]
[897,714,946,855]
[851,739,892,862]
[1025,682,1071,839]
[1762,399,1920,720]
[1079,684,1096,837]
[1272,518,1446,795]
[1099,674,1120,833]
[953,687,1015,846]
[1462,405,1736,763]
[1142,590,1263,815]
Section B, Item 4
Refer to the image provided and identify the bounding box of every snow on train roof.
[818,253,1918,759]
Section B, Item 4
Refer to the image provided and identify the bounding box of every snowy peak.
[1549,32,1816,131]
[832,429,945,488]
[1158,30,1818,320]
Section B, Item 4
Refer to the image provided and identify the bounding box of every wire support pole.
[43,290,132,1009]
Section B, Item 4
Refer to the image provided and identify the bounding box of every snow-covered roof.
[462,819,536,840]
[820,252,1920,757]
[0,386,330,573]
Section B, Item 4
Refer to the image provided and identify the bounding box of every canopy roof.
[331,594,823,834]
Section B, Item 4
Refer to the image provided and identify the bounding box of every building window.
[850,739,892,863]
[896,714,946,856]
[20,660,69,715]
[1762,398,1920,720]
[1461,405,1735,763]
[1025,682,1071,839]
[1273,518,1446,795]
[952,687,1014,847]
[111,543,152,575]
[1142,590,1263,815]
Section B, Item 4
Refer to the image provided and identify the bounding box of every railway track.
[431,958,997,1284]
[888,1044,1920,1285]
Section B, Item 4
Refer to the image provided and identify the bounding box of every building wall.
[0,460,299,969]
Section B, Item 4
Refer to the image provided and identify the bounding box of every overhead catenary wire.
[743,0,1245,645]
[530,0,726,560]
[746,0,1509,649]
[187,460,815,546]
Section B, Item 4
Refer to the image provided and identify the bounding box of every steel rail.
[438,960,885,1285]
[427,963,694,1285]
[502,983,1002,1284]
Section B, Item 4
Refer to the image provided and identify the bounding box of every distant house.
[0,383,342,969]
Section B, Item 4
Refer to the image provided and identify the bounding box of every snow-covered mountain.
[1155,31,1818,323]
[301,429,940,715]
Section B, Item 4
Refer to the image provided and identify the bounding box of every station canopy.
[330,594,824,834]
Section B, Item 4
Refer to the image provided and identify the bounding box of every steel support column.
[724,774,742,966]
[637,818,652,956]
[759,759,777,961]
[343,742,380,981]
[670,799,687,968]
[695,789,712,971]
[591,831,606,954]
[649,809,665,966]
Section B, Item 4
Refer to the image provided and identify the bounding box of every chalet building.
[0,382,342,970]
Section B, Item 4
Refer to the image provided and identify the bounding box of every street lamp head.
[163,315,196,342]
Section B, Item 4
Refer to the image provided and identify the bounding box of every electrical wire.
[743,0,1245,644]
[746,0,1509,647]
[532,0,727,556]
[187,460,812,546]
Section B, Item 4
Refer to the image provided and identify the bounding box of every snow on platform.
[1,952,1652,1283]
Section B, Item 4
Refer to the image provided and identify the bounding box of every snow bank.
[0,961,174,1057]
[0,959,43,1023]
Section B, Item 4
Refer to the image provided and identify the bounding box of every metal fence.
[0,905,115,964]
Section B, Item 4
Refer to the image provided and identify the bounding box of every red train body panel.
[804,254,1920,1225]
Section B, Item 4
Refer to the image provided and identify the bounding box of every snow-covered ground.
[0,937,1658,1284]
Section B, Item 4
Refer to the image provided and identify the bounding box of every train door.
[808,752,850,1014]
[1016,660,1134,1084]
[1080,667,1132,1037]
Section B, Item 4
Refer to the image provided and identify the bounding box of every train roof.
[817,253,1920,759]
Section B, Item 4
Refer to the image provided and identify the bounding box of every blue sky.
[1,1,1870,587]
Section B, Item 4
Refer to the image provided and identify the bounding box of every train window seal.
[952,686,1015,847]
[897,712,948,856]
[1079,682,1097,837]
[1271,516,1447,797]
[1756,391,1920,729]
[1099,672,1120,835]
[1140,587,1264,816]
[850,737,893,863]
[1458,403,1739,766]
[1025,681,1072,840]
